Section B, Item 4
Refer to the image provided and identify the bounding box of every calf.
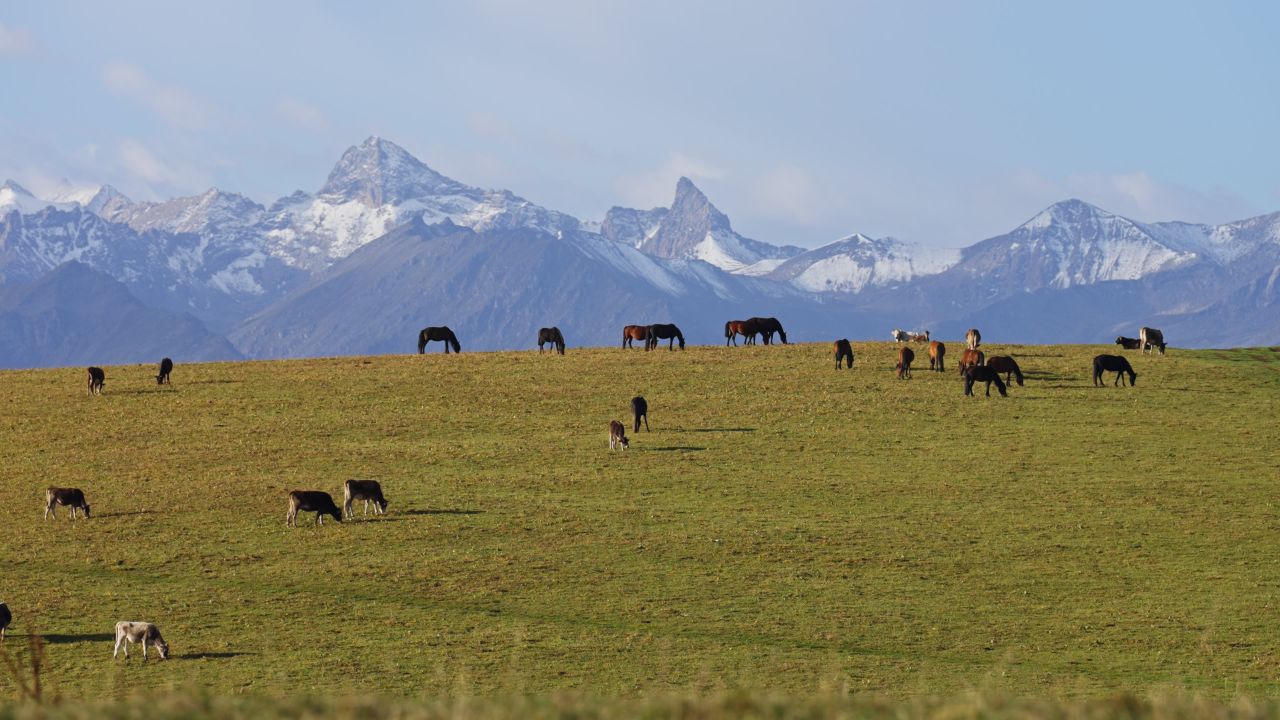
[45,487,90,520]
[895,346,914,379]
[964,366,1008,397]
[0,602,10,641]
[609,420,629,450]
[631,396,649,432]
[1115,336,1142,350]
[113,621,169,660]
[156,357,173,384]
[86,367,105,395]
[287,490,343,526]
[343,479,389,518]
[833,339,854,369]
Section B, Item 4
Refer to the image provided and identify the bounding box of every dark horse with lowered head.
[985,356,1024,386]
[646,323,685,351]
[748,317,788,345]
[964,366,1008,397]
[1093,354,1137,387]
[833,339,854,369]
[418,326,461,354]
[537,327,566,355]
[622,325,652,349]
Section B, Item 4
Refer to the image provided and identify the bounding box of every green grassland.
[1,341,1278,704]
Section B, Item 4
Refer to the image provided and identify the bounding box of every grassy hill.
[0,341,1277,703]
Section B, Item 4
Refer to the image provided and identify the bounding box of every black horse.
[631,396,649,432]
[1092,354,1136,387]
[537,327,566,355]
[418,326,461,354]
[645,324,685,351]
[833,339,854,369]
[156,357,173,385]
[964,366,1008,397]
[748,317,788,345]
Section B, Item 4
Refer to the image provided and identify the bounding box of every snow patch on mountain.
[768,233,960,293]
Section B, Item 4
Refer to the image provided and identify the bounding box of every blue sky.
[2,1,1277,248]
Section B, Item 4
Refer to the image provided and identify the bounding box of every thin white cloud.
[274,97,330,134]
[0,23,39,57]
[102,62,214,131]
[749,165,834,226]
[115,139,210,193]
[614,153,724,209]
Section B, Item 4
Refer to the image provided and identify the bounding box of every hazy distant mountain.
[0,262,242,368]
[766,233,960,293]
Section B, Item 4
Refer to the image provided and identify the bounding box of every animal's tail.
[724,321,731,338]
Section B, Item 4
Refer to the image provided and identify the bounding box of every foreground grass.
[0,342,1277,701]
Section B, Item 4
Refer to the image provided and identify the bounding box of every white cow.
[113,621,169,660]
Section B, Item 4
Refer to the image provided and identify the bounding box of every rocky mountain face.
[2,137,1278,368]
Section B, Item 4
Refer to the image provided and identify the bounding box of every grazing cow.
[631,396,649,432]
[609,420,629,450]
[748,317,788,345]
[964,366,1008,397]
[1115,336,1143,350]
[86,367,105,395]
[156,357,173,385]
[286,490,343,526]
[646,323,685,351]
[909,330,930,343]
[1140,326,1166,355]
[417,326,461,354]
[0,602,10,641]
[44,487,90,520]
[1093,354,1137,387]
[957,349,985,375]
[113,621,169,661]
[985,356,1024,386]
[622,325,651,349]
[537,327,566,355]
[928,341,946,372]
[833,339,854,369]
[343,479,389,518]
[966,328,982,350]
[896,346,915,379]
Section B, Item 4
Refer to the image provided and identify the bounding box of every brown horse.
[909,330,930,343]
[928,341,945,372]
[833,339,853,369]
[957,348,984,375]
[896,346,915,379]
[418,326,460,354]
[985,355,1024,386]
[622,325,651,350]
[725,320,758,346]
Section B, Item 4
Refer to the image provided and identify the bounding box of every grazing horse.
[86,367,105,395]
[748,317,788,345]
[966,328,982,350]
[418,326,460,354]
[964,366,1008,397]
[985,356,1024,386]
[957,349,985,375]
[537,327,566,355]
[646,323,685,351]
[725,320,758,346]
[909,330,930,343]
[1115,336,1143,350]
[896,346,915,379]
[891,329,909,343]
[622,325,652,349]
[833,339,854,369]
[928,341,946,372]
[631,396,649,432]
[1139,326,1166,355]
[1093,355,1137,387]
[156,357,173,385]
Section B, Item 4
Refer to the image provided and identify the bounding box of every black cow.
[87,367,105,395]
[287,490,343,526]
[45,487,90,519]
[343,480,389,518]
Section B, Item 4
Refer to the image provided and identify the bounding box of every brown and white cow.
[45,487,90,519]
[113,621,169,660]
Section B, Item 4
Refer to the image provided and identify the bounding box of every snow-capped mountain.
[1,181,74,216]
[603,177,804,274]
[766,233,960,293]
[258,136,582,270]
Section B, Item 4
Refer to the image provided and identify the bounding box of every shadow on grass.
[44,633,113,644]
[401,509,484,516]
[685,428,756,433]
[183,651,255,660]
[98,510,155,518]
[648,446,706,452]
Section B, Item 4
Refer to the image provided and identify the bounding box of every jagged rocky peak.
[600,205,668,248]
[319,135,465,206]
